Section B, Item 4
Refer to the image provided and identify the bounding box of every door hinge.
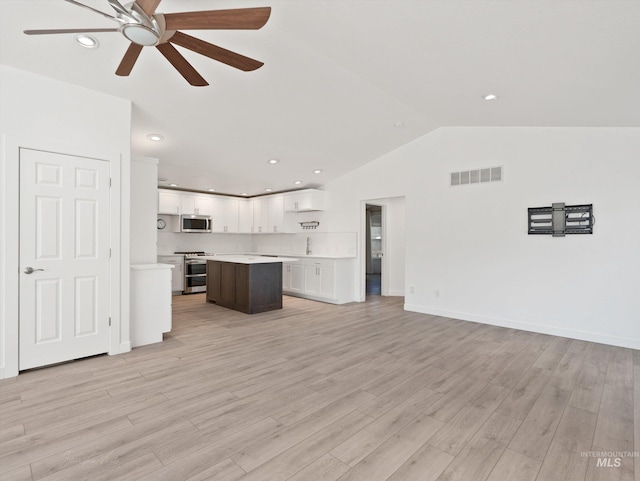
[109,178,112,187]
[108,317,112,327]
[109,248,112,258]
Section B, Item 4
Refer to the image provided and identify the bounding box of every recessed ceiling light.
[74,34,99,49]
[267,159,279,165]
[293,180,302,185]
[241,192,248,196]
[483,94,499,101]
[168,183,178,187]
[207,188,216,192]
[394,121,405,128]
[265,188,273,192]
[312,169,323,174]
[147,133,164,142]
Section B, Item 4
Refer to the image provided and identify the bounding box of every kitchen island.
[204,255,298,314]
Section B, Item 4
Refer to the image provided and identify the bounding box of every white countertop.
[201,255,299,264]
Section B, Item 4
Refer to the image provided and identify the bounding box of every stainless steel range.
[174,251,210,294]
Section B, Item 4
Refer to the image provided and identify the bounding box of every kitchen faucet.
[306,236,311,255]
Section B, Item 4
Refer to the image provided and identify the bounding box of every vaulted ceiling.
[1,0,639,196]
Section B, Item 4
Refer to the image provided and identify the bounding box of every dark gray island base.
[206,259,284,314]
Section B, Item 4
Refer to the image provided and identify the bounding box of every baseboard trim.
[404,303,640,350]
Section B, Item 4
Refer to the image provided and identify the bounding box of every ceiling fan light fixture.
[122,24,159,46]
[75,34,99,49]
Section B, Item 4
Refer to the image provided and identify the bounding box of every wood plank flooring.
[0,294,637,481]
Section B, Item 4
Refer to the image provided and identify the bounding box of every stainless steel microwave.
[180,215,212,233]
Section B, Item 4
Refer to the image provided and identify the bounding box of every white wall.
[0,65,132,378]
[131,157,159,264]
[324,127,640,349]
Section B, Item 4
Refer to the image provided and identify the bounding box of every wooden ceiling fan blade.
[169,31,264,72]
[156,43,208,86]
[24,28,118,35]
[164,7,271,31]
[135,0,162,17]
[116,43,144,76]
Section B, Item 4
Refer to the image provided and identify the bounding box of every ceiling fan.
[23,0,271,86]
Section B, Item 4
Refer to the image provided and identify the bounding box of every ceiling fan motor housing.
[120,1,162,46]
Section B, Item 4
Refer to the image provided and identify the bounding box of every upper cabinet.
[252,194,284,233]
[158,190,181,215]
[158,189,320,234]
[180,193,215,216]
[284,189,324,212]
[238,199,253,233]
[211,196,240,233]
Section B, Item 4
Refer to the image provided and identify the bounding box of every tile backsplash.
[157,231,357,258]
[252,232,357,257]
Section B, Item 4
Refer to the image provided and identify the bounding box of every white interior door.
[19,148,111,370]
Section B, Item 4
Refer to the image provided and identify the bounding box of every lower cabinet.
[282,263,304,294]
[283,258,355,304]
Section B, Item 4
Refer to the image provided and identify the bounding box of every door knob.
[24,267,44,274]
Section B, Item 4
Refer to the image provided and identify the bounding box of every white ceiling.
[1,0,639,196]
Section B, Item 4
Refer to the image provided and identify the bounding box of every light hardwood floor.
[1,294,637,481]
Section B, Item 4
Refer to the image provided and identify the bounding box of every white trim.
[0,136,129,378]
[404,303,640,350]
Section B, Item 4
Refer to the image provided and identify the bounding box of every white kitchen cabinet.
[268,195,284,233]
[211,196,240,233]
[283,257,353,304]
[283,262,304,293]
[252,197,268,233]
[252,194,284,233]
[303,260,334,298]
[180,193,198,215]
[284,189,324,212]
[238,199,253,233]
[130,264,173,347]
[158,255,184,293]
[181,193,215,216]
[158,190,181,215]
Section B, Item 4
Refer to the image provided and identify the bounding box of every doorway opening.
[365,204,383,296]
[360,196,405,302]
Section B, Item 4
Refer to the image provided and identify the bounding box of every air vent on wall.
[450,166,502,187]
